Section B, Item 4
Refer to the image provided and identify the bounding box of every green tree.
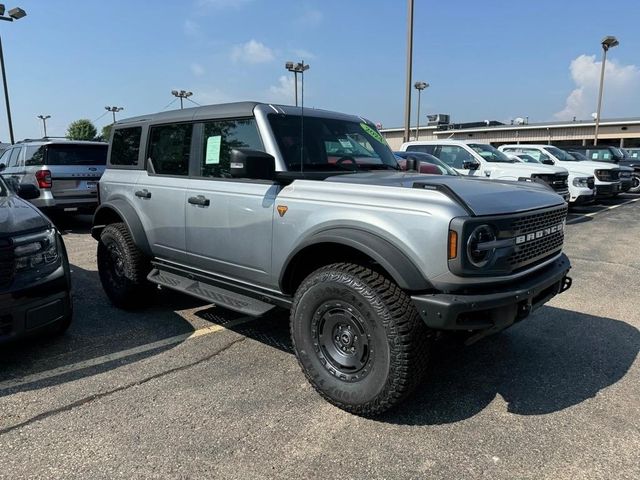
[101,124,113,142]
[66,119,97,140]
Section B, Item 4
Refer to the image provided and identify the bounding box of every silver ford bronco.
[92,102,572,415]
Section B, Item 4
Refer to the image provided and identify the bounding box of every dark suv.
[565,145,640,193]
[0,173,72,343]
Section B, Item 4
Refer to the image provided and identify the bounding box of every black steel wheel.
[290,262,432,416]
[97,222,152,309]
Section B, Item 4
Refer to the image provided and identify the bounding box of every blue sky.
[3,0,640,140]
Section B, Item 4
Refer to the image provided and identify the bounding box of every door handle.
[188,195,210,207]
[135,189,152,199]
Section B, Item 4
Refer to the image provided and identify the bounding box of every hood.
[325,172,565,216]
[575,160,619,170]
[0,194,50,238]
[484,162,567,175]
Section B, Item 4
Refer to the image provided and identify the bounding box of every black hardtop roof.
[114,102,370,127]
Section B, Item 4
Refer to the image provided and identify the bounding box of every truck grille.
[595,169,619,181]
[507,205,568,271]
[0,240,15,289]
[532,173,569,194]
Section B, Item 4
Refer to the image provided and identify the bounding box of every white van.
[400,140,571,202]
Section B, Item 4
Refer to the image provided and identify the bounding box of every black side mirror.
[0,163,5,172]
[542,159,554,165]
[230,148,275,180]
[17,183,40,200]
[463,160,480,170]
[404,157,418,172]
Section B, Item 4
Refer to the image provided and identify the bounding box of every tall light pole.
[105,106,123,123]
[37,114,50,137]
[285,61,309,106]
[414,81,428,141]
[0,5,27,144]
[171,90,193,109]
[403,0,415,143]
[594,35,619,146]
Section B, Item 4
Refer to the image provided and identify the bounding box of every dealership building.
[380,116,640,150]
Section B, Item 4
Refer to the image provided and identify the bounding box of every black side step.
[147,268,275,317]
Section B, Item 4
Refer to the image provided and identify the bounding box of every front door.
[436,145,480,176]
[184,118,277,287]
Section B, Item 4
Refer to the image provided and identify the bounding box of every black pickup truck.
[0,173,72,343]
[565,145,640,193]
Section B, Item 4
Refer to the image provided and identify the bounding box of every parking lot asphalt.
[1,196,639,480]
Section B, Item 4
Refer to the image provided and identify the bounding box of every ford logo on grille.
[515,222,564,245]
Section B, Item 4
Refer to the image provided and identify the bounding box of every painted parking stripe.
[567,197,640,224]
[0,316,255,392]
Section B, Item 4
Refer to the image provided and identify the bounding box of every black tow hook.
[560,276,573,293]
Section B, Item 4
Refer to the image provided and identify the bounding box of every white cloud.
[554,54,640,120]
[190,63,205,76]
[268,75,296,103]
[231,39,274,64]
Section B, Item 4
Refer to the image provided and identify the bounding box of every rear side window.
[148,123,193,176]
[406,144,436,155]
[199,118,263,178]
[46,144,108,166]
[7,147,21,167]
[435,145,475,169]
[25,146,45,166]
[111,127,142,166]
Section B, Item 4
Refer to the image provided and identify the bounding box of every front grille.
[507,206,567,270]
[0,240,15,289]
[533,173,569,193]
[595,169,619,181]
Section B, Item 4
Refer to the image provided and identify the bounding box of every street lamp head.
[185,91,193,98]
[8,7,26,19]
[414,81,429,90]
[602,35,619,50]
[171,90,179,96]
[285,61,295,71]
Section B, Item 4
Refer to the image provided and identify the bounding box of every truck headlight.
[572,177,591,188]
[466,224,496,268]
[13,229,59,272]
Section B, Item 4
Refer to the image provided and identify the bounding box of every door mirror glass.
[17,183,40,200]
[463,160,480,170]
[230,148,275,180]
[542,159,555,165]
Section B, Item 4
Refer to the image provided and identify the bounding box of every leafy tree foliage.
[66,119,98,140]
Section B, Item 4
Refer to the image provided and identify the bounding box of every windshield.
[28,144,108,166]
[545,146,578,161]
[467,143,513,163]
[567,150,588,161]
[268,114,399,172]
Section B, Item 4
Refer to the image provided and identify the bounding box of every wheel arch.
[91,199,151,256]
[279,227,432,295]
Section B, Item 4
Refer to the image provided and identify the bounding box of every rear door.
[41,143,107,201]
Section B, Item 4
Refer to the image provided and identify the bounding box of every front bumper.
[411,254,571,331]
[595,181,621,197]
[620,178,632,193]
[0,264,72,344]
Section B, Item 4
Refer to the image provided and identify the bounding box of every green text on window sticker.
[360,123,386,144]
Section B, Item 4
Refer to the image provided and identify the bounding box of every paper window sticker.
[206,136,222,164]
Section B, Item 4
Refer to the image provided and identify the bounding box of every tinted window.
[518,149,549,162]
[406,144,436,155]
[7,148,21,167]
[112,127,142,166]
[25,145,45,166]
[148,123,193,176]
[199,118,263,178]
[467,144,512,163]
[435,145,475,169]
[0,148,10,166]
[46,144,107,166]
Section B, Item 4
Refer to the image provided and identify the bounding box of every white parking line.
[567,197,640,224]
[0,316,255,392]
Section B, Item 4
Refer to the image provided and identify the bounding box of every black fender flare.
[91,199,152,256]
[280,227,433,292]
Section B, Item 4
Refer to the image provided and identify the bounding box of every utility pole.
[403,0,414,143]
[171,90,193,109]
[285,61,310,106]
[414,81,428,141]
[0,6,27,144]
[37,114,50,137]
[105,106,123,123]
[594,36,619,145]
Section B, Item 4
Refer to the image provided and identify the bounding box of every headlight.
[572,177,591,187]
[466,224,496,268]
[13,228,59,272]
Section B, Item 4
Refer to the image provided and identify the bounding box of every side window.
[520,149,545,161]
[0,148,10,166]
[436,145,474,169]
[25,145,45,166]
[406,144,436,155]
[199,118,263,178]
[111,127,142,166]
[7,147,22,168]
[147,123,193,176]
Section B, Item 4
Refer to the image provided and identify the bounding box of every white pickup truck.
[400,140,571,202]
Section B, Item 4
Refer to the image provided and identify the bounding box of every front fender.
[91,199,151,256]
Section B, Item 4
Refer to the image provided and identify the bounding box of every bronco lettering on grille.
[515,223,564,245]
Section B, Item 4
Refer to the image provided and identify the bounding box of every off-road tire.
[97,222,152,309]
[290,262,431,416]
[630,174,640,194]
